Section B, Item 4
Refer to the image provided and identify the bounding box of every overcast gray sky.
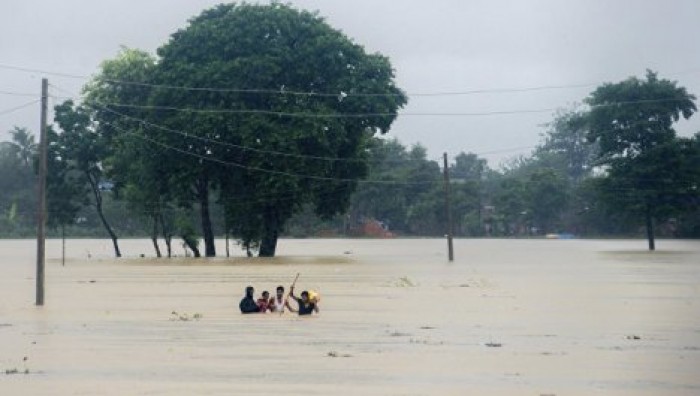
[2,0,700,165]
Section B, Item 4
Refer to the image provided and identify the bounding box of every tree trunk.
[645,207,655,251]
[151,216,162,258]
[259,207,279,257]
[183,237,201,258]
[225,230,230,258]
[158,212,172,258]
[61,224,66,267]
[197,176,216,257]
[86,173,121,258]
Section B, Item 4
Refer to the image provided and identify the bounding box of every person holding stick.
[287,286,320,316]
[280,273,300,315]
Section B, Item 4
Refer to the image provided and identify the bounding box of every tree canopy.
[586,71,697,250]
[81,3,407,257]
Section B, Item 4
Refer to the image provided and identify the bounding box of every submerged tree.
[145,3,406,256]
[586,70,697,250]
[83,48,170,257]
[53,100,122,257]
[46,127,85,264]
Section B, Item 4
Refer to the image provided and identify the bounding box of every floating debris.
[4,368,28,375]
[170,311,203,322]
[626,335,641,340]
[388,330,411,337]
[395,276,417,287]
[327,351,352,358]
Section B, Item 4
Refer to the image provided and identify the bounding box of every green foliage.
[586,71,697,249]
[587,70,696,161]
[536,106,598,183]
[175,211,201,257]
[52,100,122,257]
[88,3,407,257]
[46,127,85,230]
[527,168,569,233]
[0,128,38,236]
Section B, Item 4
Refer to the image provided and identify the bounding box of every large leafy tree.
[53,100,122,257]
[83,48,177,257]
[536,106,598,184]
[141,3,406,256]
[586,70,697,250]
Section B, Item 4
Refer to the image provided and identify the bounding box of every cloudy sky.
[2,0,700,165]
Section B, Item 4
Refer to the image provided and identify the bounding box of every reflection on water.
[1,238,699,395]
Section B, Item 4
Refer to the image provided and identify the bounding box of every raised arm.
[289,286,300,302]
[285,299,295,312]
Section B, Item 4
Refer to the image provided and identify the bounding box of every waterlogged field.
[1,238,699,395]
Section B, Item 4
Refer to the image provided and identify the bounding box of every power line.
[0,90,41,98]
[50,93,428,165]
[88,101,559,117]
[0,99,40,116]
[0,63,593,97]
[8,62,700,98]
[53,84,537,164]
[0,63,87,79]
[51,86,692,168]
[103,122,438,186]
[86,102,385,164]
[64,95,697,119]
[47,85,698,178]
[84,100,573,164]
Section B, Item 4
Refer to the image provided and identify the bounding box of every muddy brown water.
[1,238,699,395]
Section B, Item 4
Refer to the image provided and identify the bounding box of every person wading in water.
[287,286,320,316]
[239,286,260,314]
[269,285,292,313]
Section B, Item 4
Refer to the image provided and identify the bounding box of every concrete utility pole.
[36,78,48,306]
[443,153,454,262]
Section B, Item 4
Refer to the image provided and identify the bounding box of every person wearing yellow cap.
[288,286,319,316]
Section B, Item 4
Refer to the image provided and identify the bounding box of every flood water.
[1,238,699,395]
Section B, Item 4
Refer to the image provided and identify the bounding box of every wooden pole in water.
[36,78,48,306]
[443,153,454,262]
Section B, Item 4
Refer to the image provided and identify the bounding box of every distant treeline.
[2,105,699,250]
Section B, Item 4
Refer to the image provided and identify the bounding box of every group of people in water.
[239,285,319,316]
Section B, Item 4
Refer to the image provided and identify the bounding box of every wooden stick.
[280,273,300,315]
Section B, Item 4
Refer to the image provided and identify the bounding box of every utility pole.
[443,153,454,262]
[36,78,48,306]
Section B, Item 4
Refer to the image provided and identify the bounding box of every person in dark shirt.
[239,286,260,314]
[288,286,319,316]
